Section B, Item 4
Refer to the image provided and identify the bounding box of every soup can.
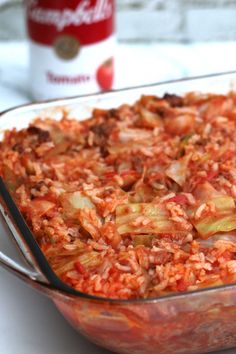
[25,0,115,100]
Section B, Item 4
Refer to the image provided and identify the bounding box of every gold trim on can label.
[54,35,80,60]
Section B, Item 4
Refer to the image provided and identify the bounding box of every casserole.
[1,72,236,353]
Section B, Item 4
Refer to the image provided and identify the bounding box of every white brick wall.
[1,0,236,41]
[186,8,236,40]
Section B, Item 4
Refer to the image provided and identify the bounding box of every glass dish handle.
[0,201,49,285]
[0,249,47,284]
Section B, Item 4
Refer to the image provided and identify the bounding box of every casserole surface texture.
[2,90,236,300]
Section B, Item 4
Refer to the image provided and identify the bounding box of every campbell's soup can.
[25,0,115,100]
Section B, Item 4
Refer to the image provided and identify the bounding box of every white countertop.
[1,41,236,354]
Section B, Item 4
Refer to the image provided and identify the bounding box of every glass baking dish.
[1,71,236,354]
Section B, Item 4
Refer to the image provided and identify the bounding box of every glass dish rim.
[2,70,236,116]
[1,70,236,304]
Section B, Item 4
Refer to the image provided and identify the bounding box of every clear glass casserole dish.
[1,72,236,354]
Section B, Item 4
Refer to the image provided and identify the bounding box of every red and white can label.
[25,0,115,100]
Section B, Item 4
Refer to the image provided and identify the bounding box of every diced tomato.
[103,171,116,179]
[121,170,139,178]
[194,170,219,185]
[221,250,232,262]
[167,194,189,206]
[206,170,219,181]
[75,261,87,275]
[176,279,188,292]
[222,150,235,161]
